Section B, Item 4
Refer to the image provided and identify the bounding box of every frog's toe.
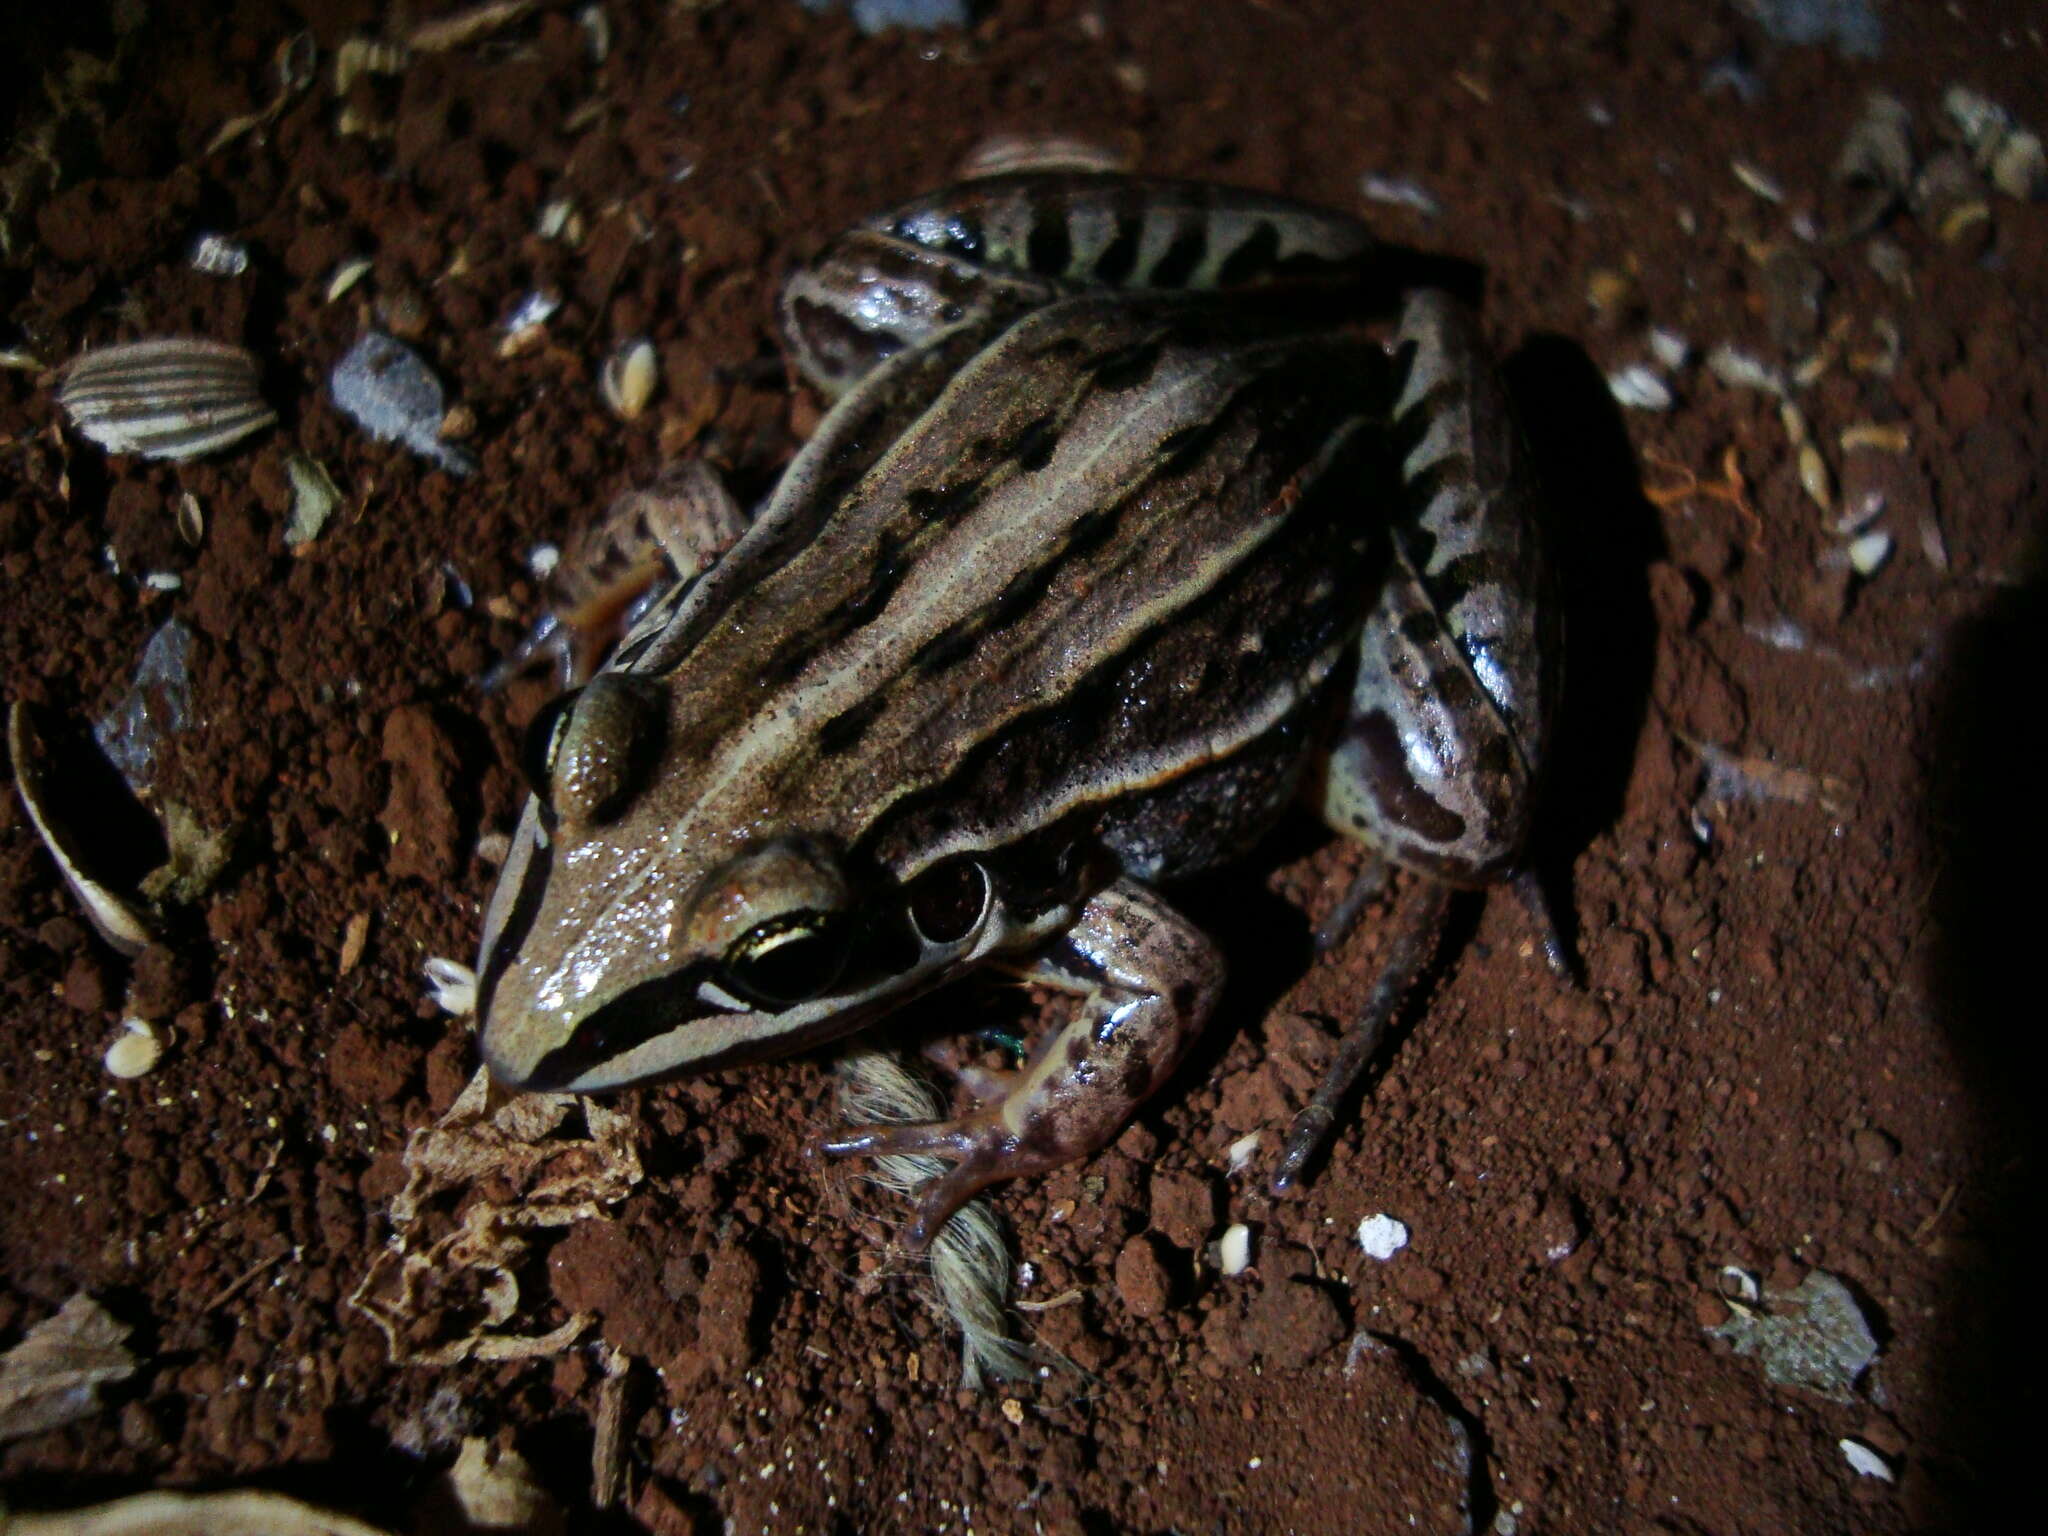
[819,1116,979,1162]
[898,1167,1000,1253]
[821,1113,1019,1252]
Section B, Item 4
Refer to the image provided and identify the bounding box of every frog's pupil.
[727,914,851,1008]
[906,859,987,945]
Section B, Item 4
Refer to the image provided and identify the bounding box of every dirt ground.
[1,1,2042,1532]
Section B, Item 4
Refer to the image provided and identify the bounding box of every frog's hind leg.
[1275,875,1450,1191]
[1285,290,1570,1189]
[1319,289,1553,898]
[479,461,747,691]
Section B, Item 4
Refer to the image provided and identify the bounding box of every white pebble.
[1606,364,1673,412]
[1839,1439,1894,1481]
[1648,327,1692,371]
[1356,1213,1410,1260]
[537,199,576,240]
[1218,1223,1252,1277]
[1225,1131,1261,1176]
[1731,158,1786,203]
[189,234,250,277]
[499,289,562,356]
[104,1020,162,1079]
[1848,530,1893,577]
[1706,343,1787,397]
[1358,173,1441,219]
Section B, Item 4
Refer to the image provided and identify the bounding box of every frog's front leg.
[823,878,1223,1252]
[481,460,747,691]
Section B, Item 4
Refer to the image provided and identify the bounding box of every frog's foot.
[1511,868,1580,985]
[1274,875,1451,1193]
[1314,852,1391,953]
[823,877,1223,1253]
[822,1111,1036,1253]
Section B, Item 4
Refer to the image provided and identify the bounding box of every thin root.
[1643,443,1763,552]
[834,1048,1031,1388]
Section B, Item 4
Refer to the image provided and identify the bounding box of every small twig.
[1910,1182,1959,1245]
[200,1244,292,1312]
[1014,1288,1086,1313]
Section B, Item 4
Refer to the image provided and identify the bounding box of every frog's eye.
[905,858,990,946]
[723,911,854,1009]
[520,676,665,826]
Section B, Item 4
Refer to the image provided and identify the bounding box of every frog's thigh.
[1316,552,1530,881]
[1316,290,1545,882]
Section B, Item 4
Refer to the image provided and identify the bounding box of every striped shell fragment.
[56,338,277,462]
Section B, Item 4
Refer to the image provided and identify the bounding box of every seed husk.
[57,338,276,462]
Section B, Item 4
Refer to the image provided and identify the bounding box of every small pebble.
[1707,343,1786,397]
[189,234,250,277]
[1114,1234,1171,1318]
[1356,1213,1410,1260]
[1225,1131,1261,1176]
[1607,365,1673,412]
[1848,531,1892,577]
[1359,173,1441,219]
[1218,1223,1252,1277]
[1648,327,1692,371]
[1731,158,1786,203]
[1840,1438,1895,1481]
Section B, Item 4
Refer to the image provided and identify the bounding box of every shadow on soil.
[1921,534,2045,1530]
[1503,333,1665,872]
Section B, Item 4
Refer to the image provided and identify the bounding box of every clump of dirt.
[1,2,2039,1532]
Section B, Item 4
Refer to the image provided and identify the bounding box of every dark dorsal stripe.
[1427,548,1519,607]
[1088,338,1166,392]
[1092,212,1143,285]
[1012,413,1059,472]
[1146,222,1208,289]
[1215,220,1282,288]
[818,691,890,757]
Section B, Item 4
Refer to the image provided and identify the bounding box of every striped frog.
[474,174,1564,1249]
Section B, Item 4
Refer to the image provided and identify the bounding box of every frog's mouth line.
[516,963,725,1091]
[513,908,982,1095]
[473,812,552,1035]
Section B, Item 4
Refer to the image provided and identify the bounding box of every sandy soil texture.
[2,2,2041,1532]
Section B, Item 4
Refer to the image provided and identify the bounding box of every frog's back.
[618,294,1395,882]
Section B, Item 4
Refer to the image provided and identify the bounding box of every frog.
[473,172,1564,1251]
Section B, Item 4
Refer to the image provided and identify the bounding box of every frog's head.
[474,676,1004,1093]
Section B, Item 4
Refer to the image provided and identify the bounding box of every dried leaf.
[0,1490,393,1536]
[348,1068,640,1366]
[0,1294,135,1443]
